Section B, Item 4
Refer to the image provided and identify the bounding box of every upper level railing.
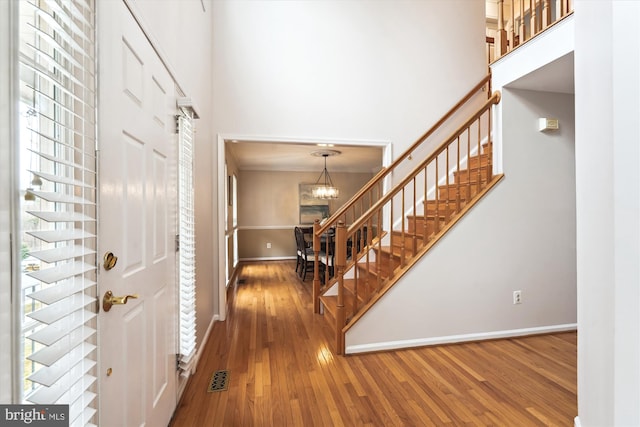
[486,0,574,63]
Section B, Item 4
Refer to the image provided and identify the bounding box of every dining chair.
[295,226,316,281]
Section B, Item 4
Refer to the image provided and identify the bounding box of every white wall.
[346,89,577,352]
[212,0,488,318]
[575,1,640,426]
[212,1,486,149]
[125,0,216,347]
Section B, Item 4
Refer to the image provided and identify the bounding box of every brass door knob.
[102,290,138,312]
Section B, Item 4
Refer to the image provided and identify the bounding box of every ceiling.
[226,140,384,173]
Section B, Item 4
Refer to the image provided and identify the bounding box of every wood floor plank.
[170,260,577,427]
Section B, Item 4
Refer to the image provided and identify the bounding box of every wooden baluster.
[456,136,461,214]
[531,0,538,36]
[487,103,493,182]
[542,0,551,28]
[477,118,482,198]
[312,219,321,313]
[423,166,428,244]
[508,0,515,50]
[385,199,391,282]
[400,187,406,268]
[467,128,471,208]
[519,0,526,44]
[434,156,440,233]
[412,176,417,258]
[496,0,508,57]
[445,147,450,222]
[335,220,346,355]
[376,210,382,290]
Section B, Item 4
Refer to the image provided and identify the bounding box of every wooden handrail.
[347,91,501,235]
[314,74,492,237]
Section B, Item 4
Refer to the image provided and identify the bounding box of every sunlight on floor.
[316,344,334,367]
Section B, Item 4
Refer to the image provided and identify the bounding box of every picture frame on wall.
[299,184,329,224]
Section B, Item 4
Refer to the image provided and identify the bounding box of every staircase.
[311,75,503,354]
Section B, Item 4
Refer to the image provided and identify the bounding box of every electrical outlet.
[266,242,271,249]
[513,290,522,304]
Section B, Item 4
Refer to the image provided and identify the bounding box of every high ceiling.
[226,140,384,173]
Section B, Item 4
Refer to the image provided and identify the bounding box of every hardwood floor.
[170,260,577,426]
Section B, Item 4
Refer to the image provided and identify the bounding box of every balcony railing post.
[496,0,508,56]
[335,221,347,354]
[519,0,526,44]
[542,0,551,28]
[508,0,515,51]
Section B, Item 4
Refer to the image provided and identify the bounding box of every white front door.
[97,2,178,426]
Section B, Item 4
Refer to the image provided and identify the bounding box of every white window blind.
[177,113,196,377]
[18,1,97,426]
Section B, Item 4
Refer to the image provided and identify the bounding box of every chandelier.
[312,150,340,199]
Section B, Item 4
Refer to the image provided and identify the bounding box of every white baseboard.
[193,314,218,373]
[345,323,577,354]
[240,256,297,262]
[574,416,581,427]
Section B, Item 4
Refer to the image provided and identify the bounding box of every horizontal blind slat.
[27,343,96,387]
[29,245,96,264]
[27,229,95,244]
[27,309,96,346]
[29,170,93,188]
[27,149,96,174]
[28,278,96,305]
[28,293,96,324]
[26,261,96,284]
[28,326,95,366]
[26,211,95,223]
[27,191,95,206]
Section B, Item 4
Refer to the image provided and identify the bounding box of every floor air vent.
[207,370,230,392]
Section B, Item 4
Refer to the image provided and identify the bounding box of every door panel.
[98,1,178,426]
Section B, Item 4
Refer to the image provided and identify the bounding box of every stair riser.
[358,253,400,278]
[391,232,422,252]
[438,184,482,200]
[423,201,453,211]
[453,168,491,184]
[468,154,490,169]
[407,218,440,236]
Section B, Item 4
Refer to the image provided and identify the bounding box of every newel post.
[335,221,347,355]
[312,219,321,314]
